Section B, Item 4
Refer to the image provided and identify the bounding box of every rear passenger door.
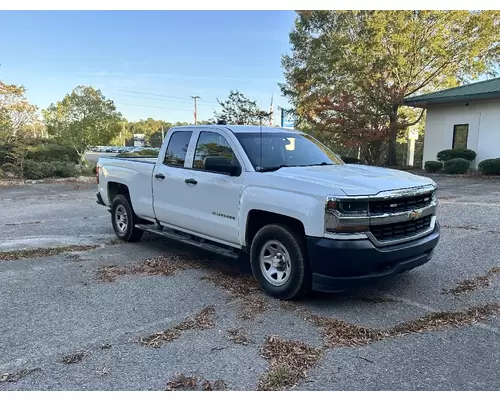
[152,129,196,230]
[180,130,244,244]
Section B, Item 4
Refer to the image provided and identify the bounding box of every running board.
[134,224,239,259]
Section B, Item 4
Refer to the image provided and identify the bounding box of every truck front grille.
[370,215,432,242]
[370,192,433,214]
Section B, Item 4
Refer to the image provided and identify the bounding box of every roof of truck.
[171,125,300,134]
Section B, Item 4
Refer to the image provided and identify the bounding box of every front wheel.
[111,195,144,242]
[250,224,311,300]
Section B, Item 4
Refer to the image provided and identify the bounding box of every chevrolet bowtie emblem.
[408,210,421,220]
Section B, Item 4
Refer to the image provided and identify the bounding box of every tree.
[214,90,269,125]
[281,10,500,165]
[43,86,122,163]
[0,80,38,141]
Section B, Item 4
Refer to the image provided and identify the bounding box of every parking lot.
[1,174,499,390]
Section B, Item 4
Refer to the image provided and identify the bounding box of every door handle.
[184,178,197,185]
[155,173,165,180]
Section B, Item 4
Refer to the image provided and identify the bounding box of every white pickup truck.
[96,124,440,299]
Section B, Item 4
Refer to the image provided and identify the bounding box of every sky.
[0,10,297,124]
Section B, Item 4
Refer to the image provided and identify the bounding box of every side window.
[193,131,241,175]
[163,131,192,167]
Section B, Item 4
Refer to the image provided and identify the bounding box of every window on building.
[163,131,192,167]
[193,131,240,175]
[452,124,469,149]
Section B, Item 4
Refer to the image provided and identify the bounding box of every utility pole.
[191,96,200,124]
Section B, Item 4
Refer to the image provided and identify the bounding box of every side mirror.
[208,163,241,176]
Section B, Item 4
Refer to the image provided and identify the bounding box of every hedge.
[424,161,443,173]
[443,158,470,174]
[437,148,476,162]
[22,160,77,180]
[26,144,79,164]
[477,158,500,175]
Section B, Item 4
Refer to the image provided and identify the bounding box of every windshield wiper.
[306,162,334,166]
[256,165,293,172]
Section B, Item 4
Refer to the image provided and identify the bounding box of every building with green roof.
[404,77,500,168]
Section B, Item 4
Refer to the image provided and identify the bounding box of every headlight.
[325,196,369,234]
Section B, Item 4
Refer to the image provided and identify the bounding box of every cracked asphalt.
[0,174,499,390]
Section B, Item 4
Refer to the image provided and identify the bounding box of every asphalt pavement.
[0,175,499,390]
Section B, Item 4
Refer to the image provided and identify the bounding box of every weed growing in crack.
[259,335,322,391]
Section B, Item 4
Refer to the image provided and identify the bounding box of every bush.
[477,158,500,175]
[79,163,97,177]
[443,158,470,174]
[424,161,443,173]
[0,149,9,165]
[1,163,22,177]
[342,156,360,164]
[137,149,159,156]
[26,144,79,164]
[22,160,77,179]
[23,160,52,179]
[52,161,77,178]
[437,148,476,162]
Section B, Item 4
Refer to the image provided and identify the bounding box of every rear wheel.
[111,194,144,242]
[250,224,311,300]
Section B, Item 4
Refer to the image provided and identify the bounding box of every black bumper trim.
[306,222,440,292]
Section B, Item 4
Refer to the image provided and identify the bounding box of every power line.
[114,102,192,112]
[116,89,220,105]
[110,91,217,108]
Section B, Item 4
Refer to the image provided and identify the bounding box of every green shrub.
[51,162,77,178]
[342,156,360,164]
[443,158,470,174]
[137,149,159,156]
[79,163,97,177]
[26,144,79,164]
[1,163,22,177]
[22,160,77,179]
[424,161,443,173]
[0,149,9,165]
[23,160,50,179]
[477,158,500,175]
[437,148,476,162]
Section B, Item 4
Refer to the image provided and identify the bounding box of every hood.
[272,164,435,196]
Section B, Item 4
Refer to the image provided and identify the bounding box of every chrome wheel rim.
[259,240,291,286]
[115,205,128,233]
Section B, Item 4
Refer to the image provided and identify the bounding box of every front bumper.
[307,222,440,292]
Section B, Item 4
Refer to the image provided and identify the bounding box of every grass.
[258,335,322,391]
[442,267,500,296]
[139,306,216,348]
[0,245,99,261]
[166,374,228,391]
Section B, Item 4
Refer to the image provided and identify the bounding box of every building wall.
[422,100,500,168]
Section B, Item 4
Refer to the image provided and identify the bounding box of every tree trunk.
[387,105,399,166]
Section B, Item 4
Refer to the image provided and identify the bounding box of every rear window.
[163,131,192,167]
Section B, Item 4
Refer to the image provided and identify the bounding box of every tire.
[111,194,144,242]
[250,224,311,300]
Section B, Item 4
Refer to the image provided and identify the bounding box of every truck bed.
[97,156,157,219]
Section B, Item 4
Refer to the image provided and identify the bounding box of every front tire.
[250,224,311,300]
[111,195,144,242]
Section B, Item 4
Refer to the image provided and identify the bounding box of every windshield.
[233,131,344,171]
